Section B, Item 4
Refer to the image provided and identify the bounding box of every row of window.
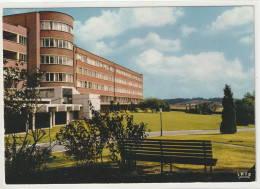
[115,68,142,81]
[19,35,27,45]
[45,72,74,83]
[77,66,142,88]
[115,78,142,88]
[77,80,113,91]
[100,96,141,104]
[115,87,143,96]
[77,80,142,96]
[41,55,73,66]
[77,66,113,81]
[77,53,115,72]
[37,89,55,98]
[40,21,73,34]
[76,53,142,82]
[40,38,73,50]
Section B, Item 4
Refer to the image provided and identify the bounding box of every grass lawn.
[4,126,63,145]
[130,111,254,132]
[48,130,255,173]
[5,111,255,145]
[149,131,255,173]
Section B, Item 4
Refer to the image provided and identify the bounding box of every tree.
[4,60,44,133]
[138,98,170,111]
[235,92,255,126]
[220,85,237,134]
[4,60,53,183]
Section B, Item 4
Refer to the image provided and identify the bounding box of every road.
[41,127,255,153]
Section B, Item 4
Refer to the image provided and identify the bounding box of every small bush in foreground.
[5,129,53,183]
[56,102,148,166]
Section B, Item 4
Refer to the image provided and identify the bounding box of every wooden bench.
[118,138,217,174]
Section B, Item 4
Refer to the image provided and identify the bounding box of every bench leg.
[161,162,163,174]
[204,165,207,174]
[135,159,137,170]
[170,163,172,173]
[210,166,212,174]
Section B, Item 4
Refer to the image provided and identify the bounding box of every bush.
[145,108,152,113]
[138,98,170,112]
[57,102,148,166]
[56,121,101,165]
[5,130,53,183]
[135,108,143,113]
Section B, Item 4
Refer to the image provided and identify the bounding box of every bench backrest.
[118,138,215,165]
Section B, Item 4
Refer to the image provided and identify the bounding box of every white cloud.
[207,6,253,32]
[181,25,197,37]
[127,32,181,52]
[239,35,254,44]
[74,8,184,55]
[136,50,253,94]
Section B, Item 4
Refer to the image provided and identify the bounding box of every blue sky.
[3,7,255,99]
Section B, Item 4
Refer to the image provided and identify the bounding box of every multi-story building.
[3,11,143,131]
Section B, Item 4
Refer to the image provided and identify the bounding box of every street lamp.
[159,108,163,136]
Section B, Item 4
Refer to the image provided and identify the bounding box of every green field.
[130,112,254,132]
[5,111,254,145]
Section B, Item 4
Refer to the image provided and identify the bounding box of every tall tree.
[235,92,255,126]
[220,85,237,134]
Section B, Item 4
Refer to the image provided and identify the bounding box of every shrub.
[57,102,148,166]
[5,130,53,183]
[145,108,152,113]
[135,108,143,113]
[56,121,101,165]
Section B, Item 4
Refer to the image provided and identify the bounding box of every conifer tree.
[220,85,237,134]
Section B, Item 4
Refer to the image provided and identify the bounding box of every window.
[92,71,96,77]
[45,38,50,47]
[83,68,88,75]
[77,67,82,74]
[50,56,54,63]
[19,35,27,45]
[84,81,88,88]
[58,39,63,48]
[41,55,73,66]
[45,72,73,82]
[46,56,50,64]
[77,80,82,87]
[50,38,54,47]
[19,53,27,62]
[41,21,73,34]
[88,70,92,76]
[39,89,54,98]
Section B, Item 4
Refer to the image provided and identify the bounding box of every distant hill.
[163,98,223,105]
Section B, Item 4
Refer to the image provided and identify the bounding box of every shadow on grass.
[6,164,255,184]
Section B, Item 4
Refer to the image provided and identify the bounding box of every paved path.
[146,127,255,137]
[42,127,255,153]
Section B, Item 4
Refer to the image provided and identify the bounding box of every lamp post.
[159,108,163,136]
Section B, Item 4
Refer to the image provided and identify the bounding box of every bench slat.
[122,144,213,150]
[123,146,213,154]
[121,141,212,146]
[124,154,217,166]
[123,151,213,158]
